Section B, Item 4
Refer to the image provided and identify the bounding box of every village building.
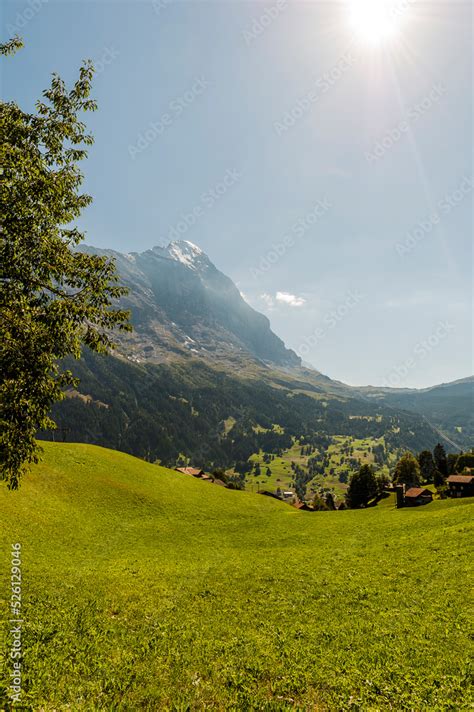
[403,487,433,507]
[446,474,474,498]
[293,502,313,511]
[259,490,281,500]
[175,467,228,486]
[175,467,205,477]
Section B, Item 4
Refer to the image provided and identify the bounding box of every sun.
[347,0,407,47]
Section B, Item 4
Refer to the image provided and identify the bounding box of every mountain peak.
[166,240,207,270]
[151,240,208,271]
[171,239,202,252]
[80,240,300,368]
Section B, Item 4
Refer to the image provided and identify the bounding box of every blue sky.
[2,0,472,387]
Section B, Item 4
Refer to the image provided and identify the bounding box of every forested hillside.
[39,348,448,470]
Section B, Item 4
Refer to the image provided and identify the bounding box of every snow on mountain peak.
[165,240,206,269]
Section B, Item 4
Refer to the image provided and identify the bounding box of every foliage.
[447,453,459,475]
[393,452,421,488]
[312,493,329,511]
[456,451,474,472]
[376,472,391,497]
[418,449,436,484]
[225,473,246,490]
[0,36,24,56]
[0,43,129,488]
[324,491,336,510]
[433,443,448,478]
[346,464,378,508]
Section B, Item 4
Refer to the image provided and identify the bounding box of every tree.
[212,468,227,484]
[447,453,459,476]
[266,466,272,476]
[234,461,252,475]
[433,443,448,479]
[455,451,474,472]
[312,493,329,511]
[376,472,390,497]
[418,450,436,484]
[295,478,306,502]
[345,465,378,509]
[0,40,130,488]
[393,452,421,488]
[324,491,336,510]
[254,462,261,476]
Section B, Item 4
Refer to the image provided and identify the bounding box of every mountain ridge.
[80,240,301,369]
[47,240,471,462]
[84,239,471,397]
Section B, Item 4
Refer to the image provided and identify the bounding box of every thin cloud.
[260,292,306,308]
[276,291,306,307]
[260,293,275,308]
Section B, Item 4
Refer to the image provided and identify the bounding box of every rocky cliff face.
[82,240,301,368]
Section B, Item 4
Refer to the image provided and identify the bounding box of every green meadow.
[245,435,395,500]
[0,442,472,710]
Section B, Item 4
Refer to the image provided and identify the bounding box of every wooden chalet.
[175,467,205,477]
[403,487,433,507]
[446,474,474,498]
[293,502,313,511]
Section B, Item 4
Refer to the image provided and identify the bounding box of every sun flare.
[348,0,408,47]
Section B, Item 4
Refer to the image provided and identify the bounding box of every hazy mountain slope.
[40,348,450,467]
[81,241,300,368]
[355,377,474,449]
[49,240,470,464]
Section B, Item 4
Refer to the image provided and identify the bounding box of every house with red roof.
[403,487,433,507]
[175,467,205,477]
[446,474,474,498]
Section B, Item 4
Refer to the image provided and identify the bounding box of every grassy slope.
[0,443,472,711]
